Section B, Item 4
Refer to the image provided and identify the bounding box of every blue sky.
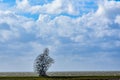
[0,0,120,72]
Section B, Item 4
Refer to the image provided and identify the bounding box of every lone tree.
[34,48,54,76]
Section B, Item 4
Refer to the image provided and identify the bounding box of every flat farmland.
[0,71,120,76]
[0,71,120,80]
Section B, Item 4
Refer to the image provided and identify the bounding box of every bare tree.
[34,48,54,76]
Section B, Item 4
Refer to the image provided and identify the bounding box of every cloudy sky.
[0,0,120,72]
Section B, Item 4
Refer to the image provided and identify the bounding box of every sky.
[0,0,120,72]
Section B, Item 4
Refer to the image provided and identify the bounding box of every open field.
[0,71,120,76]
[0,76,120,80]
[0,71,120,80]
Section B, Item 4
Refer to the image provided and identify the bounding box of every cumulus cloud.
[15,0,97,15]
[115,15,120,25]
[0,0,120,71]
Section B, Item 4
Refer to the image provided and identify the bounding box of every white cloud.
[0,30,11,42]
[16,0,30,12]
[33,0,120,48]
[15,0,96,15]
[44,0,63,14]
[98,0,120,19]
[0,0,120,71]
[42,0,79,15]
[115,15,120,25]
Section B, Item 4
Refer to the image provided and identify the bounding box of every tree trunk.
[39,71,47,77]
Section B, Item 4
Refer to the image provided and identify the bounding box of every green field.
[0,72,120,80]
[0,76,120,80]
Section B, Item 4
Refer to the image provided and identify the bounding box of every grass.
[0,76,120,80]
[0,72,120,80]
